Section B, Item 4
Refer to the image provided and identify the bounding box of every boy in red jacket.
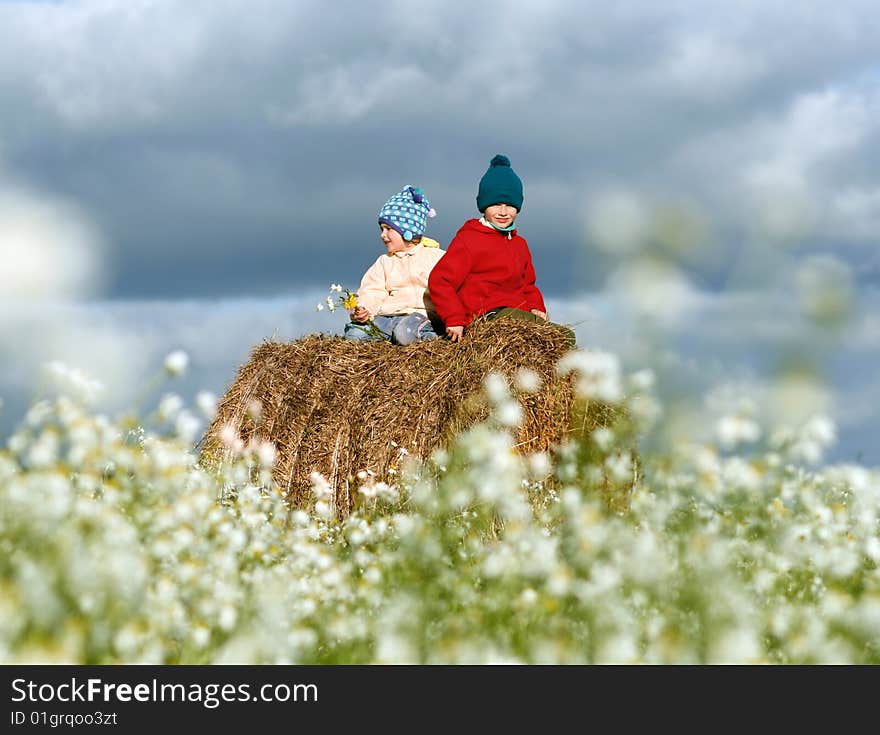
[428,154,555,343]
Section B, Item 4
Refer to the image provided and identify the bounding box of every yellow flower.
[343,293,358,310]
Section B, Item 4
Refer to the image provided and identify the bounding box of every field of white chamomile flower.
[1,347,878,665]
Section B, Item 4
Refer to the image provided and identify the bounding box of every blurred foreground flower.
[1,351,878,665]
[163,350,189,377]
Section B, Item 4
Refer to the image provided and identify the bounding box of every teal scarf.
[480,216,516,233]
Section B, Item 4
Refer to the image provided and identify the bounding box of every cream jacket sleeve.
[355,256,391,318]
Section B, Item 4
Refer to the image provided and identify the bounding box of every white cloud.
[658,33,766,100]
[669,84,880,243]
[0,0,322,132]
[742,90,871,192]
[742,88,877,242]
[828,186,880,240]
[0,0,205,127]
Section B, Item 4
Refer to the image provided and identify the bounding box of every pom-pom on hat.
[476,154,523,213]
[378,185,437,242]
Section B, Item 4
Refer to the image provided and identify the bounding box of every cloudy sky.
[1,0,878,464]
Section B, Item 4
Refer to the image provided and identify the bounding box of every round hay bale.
[199,318,622,516]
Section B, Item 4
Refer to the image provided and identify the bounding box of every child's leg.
[487,307,577,347]
[390,313,434,345]
[486,307,540,322]
[344,315,393,341]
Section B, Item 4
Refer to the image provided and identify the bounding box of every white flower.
[483,373,510,403]
[628,394,662,429]
[518,588,538,607]
[43,361,103,404]
[25,400,52,427]
[528,452,551,478]
[256,441,276,468]
[779,415,837,465]
[375,482,397,502]
[163,350,189,377]
[330,283,343,292]
[325,296,336,312]
[218,606,237,632]
[310,471,333,500]
[175,411,201,443]
[157,393,184,421]
[592,427,615,451]
[692,445,721,475]
[496,400,522,428]
[27,433,59,468]
[291,510,310,526]
[865,537,880,563]
[596,635,640,665]
[605,451,633,484]
[514,368,542,393]
[709,627,762,664]
[587,190,649,254]
[316,303,324,312]
[196,391,218,420]
[192,627,211,649]
[722,457,761,491]
[717,414,761,449]
[628,368,655,392]
[803,414,836,447]
[219,423,244,453]
[556,349,623,403]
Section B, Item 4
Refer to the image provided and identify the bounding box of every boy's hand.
[530,309,548,321]
[350,306,371,322]
[446,325,464,343]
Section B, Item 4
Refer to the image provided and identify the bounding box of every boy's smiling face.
[484,203,518,228]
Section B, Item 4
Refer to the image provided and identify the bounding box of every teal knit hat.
[378,185,436,241]
[476,154,523,213]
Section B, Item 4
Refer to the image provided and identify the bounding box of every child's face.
[379,223,409,254]
[484,203,518,228]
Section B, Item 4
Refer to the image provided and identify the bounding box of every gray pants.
[344,313,442,345]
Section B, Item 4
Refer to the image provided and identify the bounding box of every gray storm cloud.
[0,0,878,298]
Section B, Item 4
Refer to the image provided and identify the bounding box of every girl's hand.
[350,306,371,322]
[530,309,548,321]
[446,325,464,342]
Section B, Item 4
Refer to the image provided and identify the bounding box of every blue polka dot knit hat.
[378,185,437,242]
